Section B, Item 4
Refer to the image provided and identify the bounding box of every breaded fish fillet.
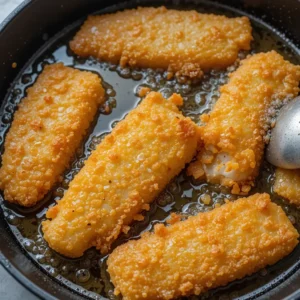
[0,63,104,207]
[42,92,200,258]
[70,6,252,76]
[187,51,300,194]
[107,193,299,300]
[274,168,300,206]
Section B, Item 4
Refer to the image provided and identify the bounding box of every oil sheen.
[1,2,300,300]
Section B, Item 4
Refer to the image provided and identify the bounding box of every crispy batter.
[274,168,300,206]
[107,193,299,300]
[0,63,104,207]
[70,6,252,75]
[187,51,300,194]
[42,92,200,258]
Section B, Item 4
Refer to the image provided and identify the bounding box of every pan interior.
[1,1,300,299]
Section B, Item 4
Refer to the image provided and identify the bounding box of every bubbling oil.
[1,2,300,300]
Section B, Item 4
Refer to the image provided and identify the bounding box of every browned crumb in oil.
[168,62,204,81]
[138,86,152,97]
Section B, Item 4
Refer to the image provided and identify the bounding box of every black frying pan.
[1,0,300,299]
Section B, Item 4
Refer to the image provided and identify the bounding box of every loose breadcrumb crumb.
[188,51,300,194]
[70,6,252,75]
[0,63,104,207]
[42,92,200,258]
[138,86,151,97]
[200,194,211,205]
[107,193,299,300]
[274,168,300,206]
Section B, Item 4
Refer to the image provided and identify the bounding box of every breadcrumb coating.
[0,63,104,207]
[187,51,300,194]
[274,168,300,206]
[107,193,299,300]
[70,6,252,76]
[42,92,200,258]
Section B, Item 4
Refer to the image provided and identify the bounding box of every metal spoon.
[266,96,300,169]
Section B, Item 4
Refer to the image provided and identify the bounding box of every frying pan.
[1,0,300,299]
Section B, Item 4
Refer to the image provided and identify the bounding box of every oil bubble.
[118,67,131,79]
[157,195,167,206]
[36,254,46,264]
[109,98,117,108]
[38,245,46,254]
[62,179,70,189]
[98,132,109,141]
[108,289,118,300]
[50,257,61,268]
[195,92,206,105]
[288,215,296,224]
[23,239,35,252]
[76,159,85,169]
[43,248,53,258]
[5,104,14,113]
[49,267,58,277]
[61,265,70,275]
[53,187,64,198]
[31,246,39,255]
[76,269,90,283]
[106,88,116,97]
[2,113,12,124]
[144,75,157,89]
[181,84,192,95]
[21,74,32,84]
[132,71,143,81]
[182,202,202,215]
[108,64,117,71]
[168,181,181,194]
[12,88,21,96]
[110,120,119,129]
[159,87,173,99]
[91,135,100,144]
[284,205,291,214]
[6,213,21,225]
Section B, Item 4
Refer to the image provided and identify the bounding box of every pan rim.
[0,0,31,33]
[0,1,300,299]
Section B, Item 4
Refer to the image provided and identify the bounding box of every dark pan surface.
[1,1,300,299]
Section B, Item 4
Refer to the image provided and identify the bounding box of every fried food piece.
[274,168,300,206]
[42,92,200,258]
[70,6,252,76]
[187,51,300,194]
[107,193,299,300]
[0,63,104,207]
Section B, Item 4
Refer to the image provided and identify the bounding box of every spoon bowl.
[266,96,300,169]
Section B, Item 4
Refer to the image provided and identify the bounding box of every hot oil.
[1,1,300,299]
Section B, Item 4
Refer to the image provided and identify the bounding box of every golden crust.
[107,193,299,300]
[188,51,300,194]
[42,92,200,258]
[0,63,104,207]
[70,6,252,74]
[274,168,300,206]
